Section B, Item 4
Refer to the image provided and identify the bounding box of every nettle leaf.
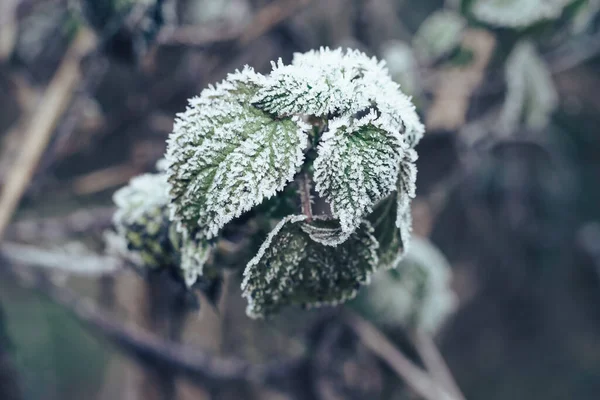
[299,217,350,246]
[498,41,558,134]
[369,150,418,269]
[352,236,457,333]
[470,0,573,28]
[241,215,379,318]
[253,47,425,144]
[166,67,310,239]
[111,173,177,269]
[412,10,466,64]
[179,238,211,287]
[110,172,212,287]
[314,112,404,235]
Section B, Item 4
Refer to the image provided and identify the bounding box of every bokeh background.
[1,0,600,399]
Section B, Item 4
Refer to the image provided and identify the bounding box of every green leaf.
[241,215,379,318]
[352,236,457,333]
[498,41,558,134]
[412,11,466,63]
[369,150,417,269]
[314,113,405,235]
[166,67,310,239]
[470,0,573,28]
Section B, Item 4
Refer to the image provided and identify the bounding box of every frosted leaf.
[180,238,211,287]
[166,66,310,239]
[253,47,424,144]
[381,40,421,98]
[299,217,350,246]
[471,0,573,28]
[369,149,418,269]
[111,173,176,268]
[111,172,212,286]
[498,41,558,134]
[242,216,379,318]
[353,236,457,333]
[412,11,466,63]
[314,113,404,235]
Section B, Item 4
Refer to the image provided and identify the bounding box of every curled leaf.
[242,215,379,318]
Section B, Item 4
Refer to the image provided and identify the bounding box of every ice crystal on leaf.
[161,47,424,314]
[111,172,210,287]
[353,236,457,333]
[498,41,558,134]
[242,215,379,318]
[166,66,310,240]
[314,113,404,234]
[470,0,573,28]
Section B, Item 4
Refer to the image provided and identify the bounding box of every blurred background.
[1,0,600,399]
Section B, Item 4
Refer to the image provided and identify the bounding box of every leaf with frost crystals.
[110,172,210,286]
[314,112,404,235]
[166,66,310,239]
[470,0,573,28]
[412,10,466,63]
[369,149,418,269]
[253,47,424,144]
[241,215,379,318]
[498,41,558,134]
[352,236,457,333]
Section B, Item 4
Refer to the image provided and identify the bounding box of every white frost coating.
[498,41,558,134]
[242,216,379,318]
[314,112,404,234]
[412,10,466,63]
[180,238,211,287]
[112,173,170,228]
[253,47,424,144]
[166,66,310,239]
[396,149,418,254]
[471,0,573,28]
[355,236,457,334]
[111,172,211,285]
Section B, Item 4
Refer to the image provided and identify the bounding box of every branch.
[0,258,306,392]
[343,310,459,400]
[0,28,96,239]
[414,331,466,400]
[298,172,313,222]
[158,0,313,49]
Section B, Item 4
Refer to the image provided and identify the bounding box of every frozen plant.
[115,47,425,317]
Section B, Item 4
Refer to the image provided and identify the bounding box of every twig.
[298,172,313,222]
[158,0,313,48]
[0,28,96,240]
[343,310,458,400]
[414,331,466,400]
[1,241,121,276]
[0,258,306,392]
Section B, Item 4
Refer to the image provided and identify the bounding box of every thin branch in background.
[158,0,313,48]
[414,331,466,400]
[0,258,307,393]
[0,28,96,240]
[343,310,459,400]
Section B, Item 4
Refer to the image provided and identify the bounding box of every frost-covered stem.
[414,331,465,400]
[0,300,23,400]
[298,171,313,222]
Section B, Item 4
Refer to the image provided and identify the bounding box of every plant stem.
[298,172,313,222]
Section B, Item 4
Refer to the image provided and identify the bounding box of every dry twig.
[0,28,96,239]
